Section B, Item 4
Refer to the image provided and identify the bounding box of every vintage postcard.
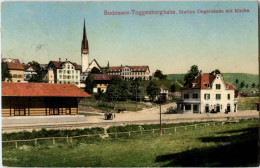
[1,1,259,167]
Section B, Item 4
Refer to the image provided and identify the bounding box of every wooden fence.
[2,118,257,148]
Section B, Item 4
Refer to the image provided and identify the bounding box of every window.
[185,105,191,110]
[227,94,230,100]
[184,94,189,99]
[193,94,199,99]
[72,76,74,79]
[64,70,66,73]
[67,70,70,74]
[216,84,221,90]
[63,75,66,79]
[204,94,210,100]
[59,70,62,73]
[59,75,62,79]
[13,74,17,78]
[216,94,221,100]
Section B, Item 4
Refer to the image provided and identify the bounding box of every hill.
[167,73,258,87]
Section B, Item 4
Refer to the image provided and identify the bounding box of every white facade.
[81,52,89,73]
[177,74,237,114]
[24,67,37,81]
[46,61,81,87]
[56,62,81,87]
[108,66,150,81]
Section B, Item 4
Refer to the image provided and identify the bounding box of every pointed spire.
[82,18,89,52]
[83,18,87,40]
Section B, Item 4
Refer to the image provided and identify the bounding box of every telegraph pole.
[136,83,137,111]
[160,96,162,136]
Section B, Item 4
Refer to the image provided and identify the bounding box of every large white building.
[177,73,237,114]
[44,59,81,87]
[107,66,150,81]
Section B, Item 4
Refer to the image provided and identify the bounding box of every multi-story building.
[177,73,237,114]
[23,64,37,81]
[45,59,81,87]
[91,74,121,93]
[2,58,25,82]
[107,66,150,81]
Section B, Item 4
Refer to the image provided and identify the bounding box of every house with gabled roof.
[44,58,81,87]
[2,58,25,82]
[177,73,237,114]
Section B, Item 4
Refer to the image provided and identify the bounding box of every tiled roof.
[108,66,149,72]
[182,74,235,90]
[92,74,121,81]
[23,64,36,71]
[2,82,91,98]
[2,58,24,70]
[49,61,81,70]
[160,85,168,90]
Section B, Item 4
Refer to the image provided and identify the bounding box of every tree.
[106,78,129,102]
[210,69,221,75]
[252,83,256,88]
[146,81,160,102]
[90,67,101,74]
[240,81,245,88]
[28,61,43,83]
[129,80,144,100]
[184,65,199,85]
[154,69,167,80]
[235,78,239,84]
[1,62,12,81]
[170,83,176,92]
[154,70,163,79]
[84,75,96,94]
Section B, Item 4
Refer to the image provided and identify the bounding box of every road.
[2,102,259,133]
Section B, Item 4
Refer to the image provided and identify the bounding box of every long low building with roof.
[2,82,91,117]
[107,65,150,81]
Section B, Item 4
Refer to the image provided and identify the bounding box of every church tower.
[81,19,89,72]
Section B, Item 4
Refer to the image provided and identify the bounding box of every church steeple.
[81,18,89,53]
[81,18,89,73]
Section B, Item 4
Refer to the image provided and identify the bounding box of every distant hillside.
[222,73,258,86]
[166,74,185,84]
[139,80,182,92]
[167,73,259,86]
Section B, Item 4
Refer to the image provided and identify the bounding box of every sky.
[1,1,258,74]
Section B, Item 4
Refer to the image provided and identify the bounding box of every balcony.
[177,98,200,104]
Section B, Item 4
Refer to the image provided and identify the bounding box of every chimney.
[59,58,61,62]
[66,58,68,61]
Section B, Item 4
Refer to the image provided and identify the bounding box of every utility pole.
[136,83,137,111]
[160,95,162,136]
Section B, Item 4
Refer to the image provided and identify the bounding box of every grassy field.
[238,97,258,110]
[2,119,258,167]
[79,98,156,112]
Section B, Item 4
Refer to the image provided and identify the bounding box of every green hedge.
[3,127,104,141]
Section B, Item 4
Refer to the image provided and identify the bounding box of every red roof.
[160,85,168,90]
[108,66,149,72]
[182,74,235,90]
[2,58,24,70]
[49,61,81,70]
[92,74,120,81]
[2,82,91,98]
